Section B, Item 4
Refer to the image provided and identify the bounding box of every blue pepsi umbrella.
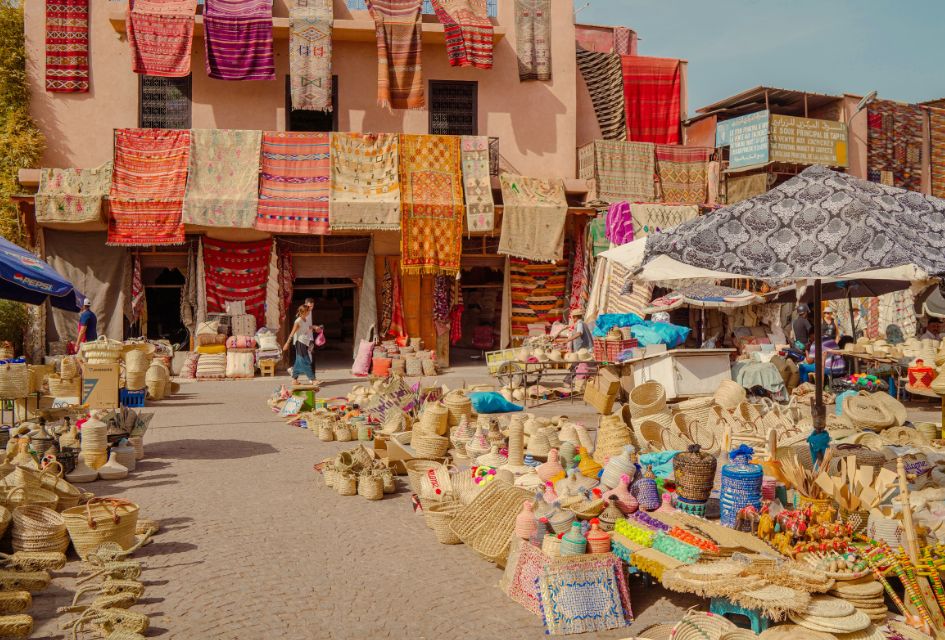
[0,237,83,311]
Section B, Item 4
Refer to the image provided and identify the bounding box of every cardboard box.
[584,380,617,415]
[81,363,119,410]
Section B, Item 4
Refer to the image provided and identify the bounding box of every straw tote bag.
[63,498,139,561]
[0,363,28,400]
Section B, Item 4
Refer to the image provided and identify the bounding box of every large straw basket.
[425,501,463,544]
[145,363,169,400]
[0,363,28,400]
[404,460,443,494]
[842,392,895,430]
[417,402,449,436]
[411,431,450,459]
[37,462,84,511]
[798,494,835,520]
[0,486,58,512]
[675,396,714,428]
[124,369,146,392]
[123,348,152,373]
[62,498,139,561]
[46,374,80,398]
[11,505,68,553]
[714,380,747,410]
[27,365,52,395]
[627,382,666,419]
[443,390,474,427]
[79,336,123,364]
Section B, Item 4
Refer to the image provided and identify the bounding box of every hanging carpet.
[576,47,626,141]
[592,139,656,202]
[867,99,924,192]
[183,128,261,229]
[35,162,112,224]
[655,144,711,204]
[289,0,333,111]
[204,0,276,81]
[430,0,493,69]
[45,0,90,92]
[256,131,331,235]
[460,135,495,233]
[621,55,681,144]
[498,174,567,263]
[329,132,400,231]
[126,0,196,77]
[513,0,551,81]
[509,258,568,336]
[202,237,272,328]
[366,0,425,109]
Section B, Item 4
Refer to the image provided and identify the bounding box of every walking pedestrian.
[283,304,314,384]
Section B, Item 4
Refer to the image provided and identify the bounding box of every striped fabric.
[289,0,333,111]
[366,0,425,110]
[509,258,568,336]
[255,131,330,235]
[109,128,190,246]
[430,0,493,69]
[45,0,90,92]
[204,0,275,81]
[514,0,551,81]
[621,55,681,144]
[930,108,945,199]
[126,0,197,77]
[576,47,626,141]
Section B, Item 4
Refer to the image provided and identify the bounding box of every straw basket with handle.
[46,374,80,398]
[79,336,123,364]
[0,486,58,513]
[62,498,139,561]
[0,363,28,401]
[11,506,68,553]
[37,462,86,512]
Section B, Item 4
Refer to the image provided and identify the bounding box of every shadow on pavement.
[146,439,280,460]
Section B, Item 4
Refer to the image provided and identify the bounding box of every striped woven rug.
[509,258,568,336]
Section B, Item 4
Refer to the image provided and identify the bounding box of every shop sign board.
[770,114,848,167]
[717,110,770,168]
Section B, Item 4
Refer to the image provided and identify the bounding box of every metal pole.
[847,290,857,339]
[813,279,825,429]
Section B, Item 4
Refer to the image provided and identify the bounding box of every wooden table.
[492,360,600,408]
[826,349,906,399]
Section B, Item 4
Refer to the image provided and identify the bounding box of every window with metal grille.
[429,81,478,136]
[285,75,338,132]
[138,75,192,129]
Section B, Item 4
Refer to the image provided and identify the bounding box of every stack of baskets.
[47,356,81,398]
[11,505,69,553]
[123,344,154,392]
[78,416,108,470]
[79,336,123,365]
[320,446,395,501]
[145,361,171,400]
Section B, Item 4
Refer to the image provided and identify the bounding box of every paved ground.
[28,354,942,639]
[27,355,705,639]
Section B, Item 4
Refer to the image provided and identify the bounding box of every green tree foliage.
[0,1,45,245]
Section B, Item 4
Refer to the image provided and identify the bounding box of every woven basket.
[11,505,68,553]
[79,336,123,363]
[638,419,668,451]
[62,498,139,561]
[404,460,442,494]
[26,365,52,395]
[426,501,463,544]
[842,392,895,430]
[627,382,667,418]
[123,349,152,373]
[443,390,473,427]
[828,444,885,478]
[125,369,146,392]
[357,474,383,501]
[0,615,31,639]
[449,481,532,562]
[411,431,450,459]
[0,486,58,512]
[798,494,835,520]
[714,380,747,410]
[0,591,31,614]
[673,444,718,502]
[839,507,870,534]
[333,425,353,442]
[866,511,905,548]
[671,611,737,640]
[417,402,449,436]
[0,506,10,540]
[335,473,357,496]
[46,374,80,398]
[0,363,28,400]
[317,425,334,442]
[37,462,84,512]
[675,396,714,428]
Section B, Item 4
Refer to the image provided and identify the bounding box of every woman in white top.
[283,304,314,382]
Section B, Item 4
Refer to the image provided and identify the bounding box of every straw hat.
[870,392,906,426]
[759,625,837,640]
[842,393,895,431]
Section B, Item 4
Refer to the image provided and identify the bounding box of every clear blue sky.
[580,0,945,112]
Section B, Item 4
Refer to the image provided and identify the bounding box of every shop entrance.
[286,279,357,371]
[142,267,187,344]
[452,263,503,363]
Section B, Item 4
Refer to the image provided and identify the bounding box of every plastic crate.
[592,337,639,362]
[120,388,146,408]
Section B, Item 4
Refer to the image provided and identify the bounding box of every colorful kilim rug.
[35,162,112,224]
[460,135,494,232]
[109,128,190,246]
[632,203,699,236]
[608,261,651,317]
[594,140,656,202]
[655,145,711,203]
[513,0,551,81]
[430,0,493,69]
[183,129,261,228]
[931,108,945,199]
[126,0,196,77]
[509,257,567,336]
[537,556,632,635]
[204,0,275,81]
[256,131,330,235]
[621,55,681,144]
[366,0,425,109]
[398,134,464,275]
[569,218,589,311]
[329,132,400,231]
[576,48,626,141]
[867,99,923,192]
[289,0,333,111]
[45,0,89,92]
[202,237,272,327]
[498,174,568,263]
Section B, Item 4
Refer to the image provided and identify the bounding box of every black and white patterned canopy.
[643,166,945,280]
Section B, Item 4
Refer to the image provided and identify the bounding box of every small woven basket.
[0,363,28,400]
[11,505,68,553]
[334,425,353,442]
[411,431,450,459]
[627,381,667,418]
[417,402,449,435]
[317,425,334,442]
[673,445,718,503]
[839,507,869,534]
[357,474,383,501]
[425,501,463,544]
[0,486,58,513]
[442,390,474,427]
[46,375,80,398]
[335,473,357,496]
[0,615,31,639]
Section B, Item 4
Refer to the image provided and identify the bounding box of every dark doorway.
[143,268,187,344]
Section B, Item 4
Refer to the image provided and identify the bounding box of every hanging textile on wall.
[44,230,130,342]
[707,160,721,206]
[576,48,627,142]
[289,0,333,111]
[430,0,493,69]
[109,128,190,246]
[126,0,197,77]
[509,258,567,336]
[204,0,276,81]
[183,129,261,229]
[460,136,495,233]
[399,134,464,276]
[46,0,89,92]
[867,99,923,192]
[725,173,768,205]
[201,237,272,328]
[620,55,681,144]
[276,241,294,326]
[655,145,711,204]
[498,174,568,263]
[605,201,633,246]
[131,255,145,327]
[387,257,406,337]
[569,218,589,312]
[931,108,945,199]
[353,239,378,355]
[329,132,400,230]
[593,140,656,202]
[513,0,551,81]
[264,243,280,331]
[366,0,425,109]
[180,239,198,338]
[35,162,112,224]
[255,131,330,234]
[608,261,651,318]
[612,27,634,55]
[433,274,453,335]
[586,213,609,258]
[631,204,699,236]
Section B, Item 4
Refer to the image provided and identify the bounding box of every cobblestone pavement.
[47,355,940,638]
